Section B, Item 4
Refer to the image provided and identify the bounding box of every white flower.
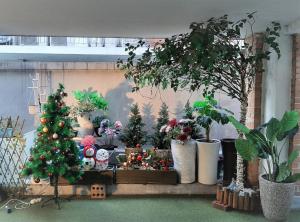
[160,125,167,133]
[179,118,193,124]
[165,126,172,133]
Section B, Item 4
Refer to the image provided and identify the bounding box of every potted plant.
[193,96,231,185]
[72,89,108,137]
[119,103,147,155]
[160,118,196,183]
[229,111,300,221]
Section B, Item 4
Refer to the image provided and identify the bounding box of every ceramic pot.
[171,139,196,183]
[77,114,94,137]
[221,138,237,184]
[259,174,295,221]
[197,139,220,185]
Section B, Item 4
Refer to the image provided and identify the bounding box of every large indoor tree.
[117,13,281,189]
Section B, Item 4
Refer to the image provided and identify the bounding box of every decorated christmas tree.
[119,103,147,148]
[150,102,170,149]
[22,84,82,209]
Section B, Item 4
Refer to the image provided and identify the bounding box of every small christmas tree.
[22,84,82,209]
[183,101,202,139]
[150,102,170,149]
[119,103,146,147]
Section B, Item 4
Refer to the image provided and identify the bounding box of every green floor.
[0,197,299,222]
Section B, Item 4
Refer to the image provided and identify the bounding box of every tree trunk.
[236,100,248,189]
[54,175,59,203]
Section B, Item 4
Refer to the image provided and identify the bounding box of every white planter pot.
[197,139,220,185]
[171,139,196,183]
[77,114,94,137]
[259,174,295,221]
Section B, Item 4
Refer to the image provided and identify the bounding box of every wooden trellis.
[0,116,28,197]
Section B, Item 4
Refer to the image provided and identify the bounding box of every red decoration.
[136,144,141,148]
[39,155,45,161]
[48,173,53,177]
[52,147,58,152]
[58,121,65,128]
[137,155,142,161]
[40,117,47,124]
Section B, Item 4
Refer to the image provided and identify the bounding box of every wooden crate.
[212,184,261,212]
[53,170,114,185]
[115,170,177,185]
[90,184,106,199]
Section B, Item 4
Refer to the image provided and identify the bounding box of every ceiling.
[0,0,300,38]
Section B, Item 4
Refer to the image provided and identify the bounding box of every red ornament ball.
[40,117,47,124]
[39,155,46,161]
[137,155,142,161]
[58,121,65,128]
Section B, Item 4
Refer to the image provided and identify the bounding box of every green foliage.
[229,111,300,183]
[183,101,201,139]
[117,12,281,110]
[119,103,147,147]
[73,89,108,115]
[22,84,82,184]
[150,103,170,149]
[193,96,231,141]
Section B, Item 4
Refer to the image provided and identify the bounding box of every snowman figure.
[95,149,109,171]
[83,146,96,157]
[82,157,95,171]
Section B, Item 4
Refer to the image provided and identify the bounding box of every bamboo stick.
[228,191,233,207]
[238,195,244,210]
[223,188,229,205]
[244,192,250,211]
[233,191,239,209]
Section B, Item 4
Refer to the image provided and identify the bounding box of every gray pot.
[259,174,295,221]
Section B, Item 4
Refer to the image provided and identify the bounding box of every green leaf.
[284,173,300,183]
[287,150,299,167]
[235,139,258,161]
[228,116,250,134]
[266,118,281,142]
[278,111,299,140]
[276,163,291,182]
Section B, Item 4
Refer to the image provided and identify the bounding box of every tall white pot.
[197,139,220,185]
[171,139,196,184]
[77,114,94,137]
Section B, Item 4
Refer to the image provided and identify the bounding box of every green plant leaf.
[235,139,258,161]
[266,118,281,142]
[228,116,250,134]
[277,111,299,140]
[276,163,291,182]
[284,173,300,183]
[288,150,299,167]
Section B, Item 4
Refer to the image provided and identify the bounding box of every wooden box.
[115,170,177,185]
[54,170,114,185]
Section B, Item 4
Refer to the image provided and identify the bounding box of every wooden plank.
[115,170,177,185]
[54,170,114,185]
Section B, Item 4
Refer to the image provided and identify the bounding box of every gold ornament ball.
[42,127,49,133]
[40,117,47,124]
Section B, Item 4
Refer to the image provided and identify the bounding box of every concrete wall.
[0,62,240,140]
[262,33,293,161]
[51,68,240,140]
[0,70,34,132]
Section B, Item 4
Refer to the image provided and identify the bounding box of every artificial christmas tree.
[150,102,170,149]
[119,103,147,149]
[22,84,82,209]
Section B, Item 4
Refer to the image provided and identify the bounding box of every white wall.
[262,33,293,161]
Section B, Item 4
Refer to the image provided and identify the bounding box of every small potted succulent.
[193,96,231,185]
[72,89,108,137]
[160,118,196,183]
[229,111,300,221]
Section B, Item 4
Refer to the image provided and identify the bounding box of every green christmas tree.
[22,84,82,209]
[150,102,170,149]
[183,101,202,139]
[119,103,147,147]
